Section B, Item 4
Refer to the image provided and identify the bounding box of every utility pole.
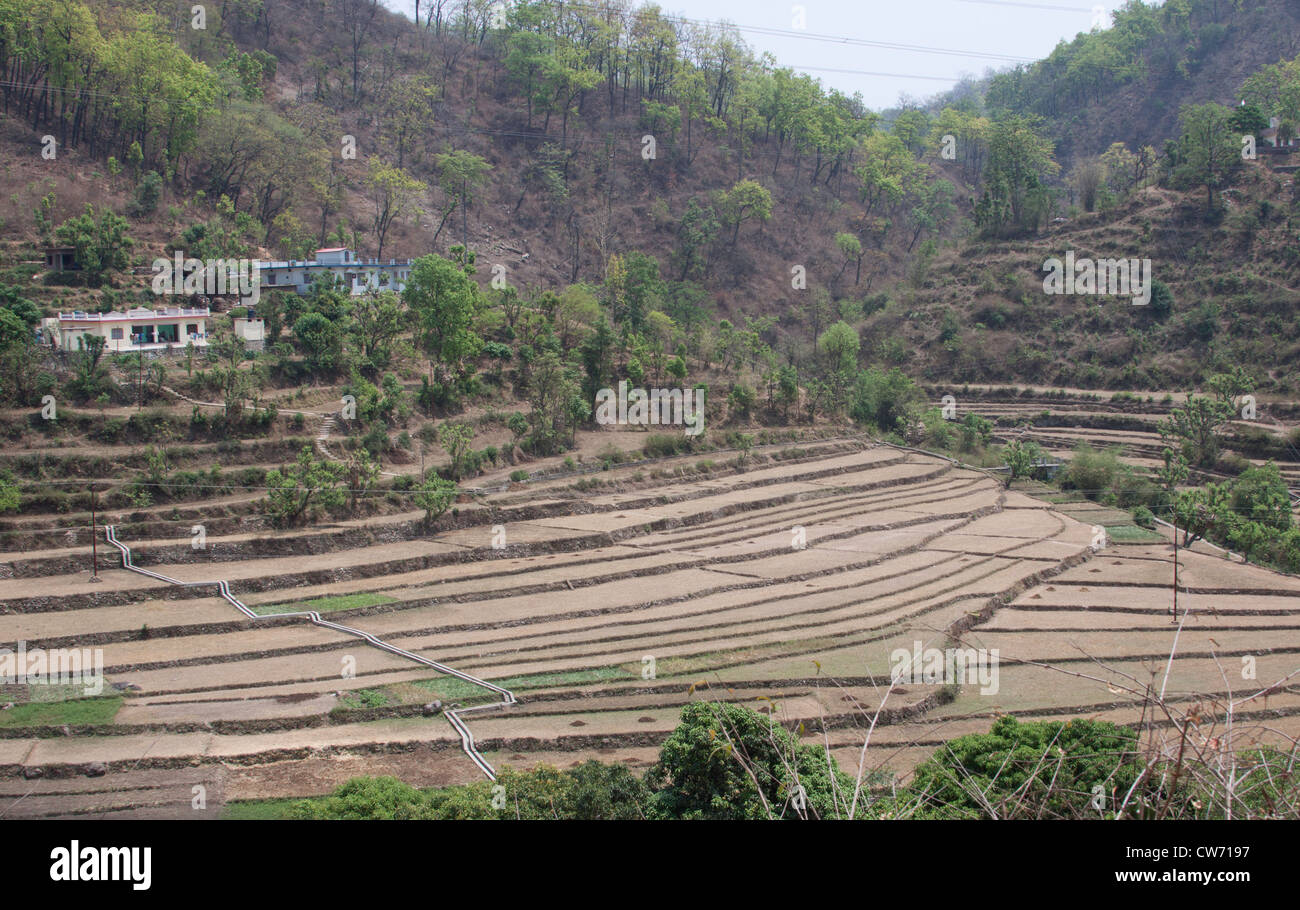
[1171,521,1179,623]
[89,484,100,583]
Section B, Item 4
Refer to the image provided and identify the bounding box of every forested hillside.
[3,0,1300,418]
[945,0,1300,168]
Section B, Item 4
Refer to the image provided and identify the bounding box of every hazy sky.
[383,0,1136,109]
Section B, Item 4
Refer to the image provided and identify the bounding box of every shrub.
[413,476,457,523]
[907,716,1142,819]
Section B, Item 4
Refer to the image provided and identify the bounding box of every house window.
[186,324,198,336]
[110,328,124,340]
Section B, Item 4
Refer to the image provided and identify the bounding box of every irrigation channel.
[103,525,516,779]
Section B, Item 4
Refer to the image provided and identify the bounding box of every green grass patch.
[0,695,122,728]
[252,592,397,616]
[333,666,636,713]
[1103,524,1164,542]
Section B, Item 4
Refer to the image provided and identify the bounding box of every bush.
[907,716,1142,819]
[643,433,686,459]
[646,702,853,819]
[128,171,164,216]
[413,476,457,523]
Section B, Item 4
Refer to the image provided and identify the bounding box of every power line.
[555,0,1038,63]
[944,0,1097,12]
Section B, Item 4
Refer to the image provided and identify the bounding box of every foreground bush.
[275,708,1300,820]
[906,716,1142,819]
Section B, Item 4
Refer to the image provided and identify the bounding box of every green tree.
[1173,103,1240,212]
[1159,395,1233,467]
[671,197,719,280]
[834,232,863,285]
[404,253,482,379]
[366,161,425,259]
[437,421,474,481]
[293,312,344,375]
[0,470,19,513]
[348,289,406,375]
[908,716,1142,819]
[414,475,457,523]
[54,206,134,286]
[817,321,860,373]
[646,702,852,819]
[716,178,773,245]
[1003,438,1045,487]
[432,149,491,250]
[974,115,1059,237]
[1229,463,1293,532]
[264,446,346,526]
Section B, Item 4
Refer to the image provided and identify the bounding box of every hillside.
[1,0,950,345]
[878,159,1300,394]
[952,0,1300,169]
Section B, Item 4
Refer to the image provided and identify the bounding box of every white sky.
[383,0,1136,110]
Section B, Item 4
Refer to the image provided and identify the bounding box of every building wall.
[57,319,210,352]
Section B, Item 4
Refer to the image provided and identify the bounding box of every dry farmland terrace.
[2,423,1300,818]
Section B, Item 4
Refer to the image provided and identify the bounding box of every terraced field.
[3,413,1299,818]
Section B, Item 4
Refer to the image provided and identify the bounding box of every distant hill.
[940,0,1300,169]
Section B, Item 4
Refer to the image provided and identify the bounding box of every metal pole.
[1171,523,1178,623]
[90,484,98,580]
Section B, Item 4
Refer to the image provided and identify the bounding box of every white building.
[48,306,211,353]
[233,314,266,351]
[257,248,414,297]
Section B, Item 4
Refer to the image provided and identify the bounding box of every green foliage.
[437,421,475,480]
[1060,443,1157,509]
[263,446,345,526]
[128,171,164,216]
[973,115,1060,237]
[957,413,993,452]
[347,290,406,375]
[1171,102,1241,211]
[848,367,922,433]
[0,470,19,513]
[288,762,651,820]
[176,196,261,260]
[907,716,1142,819]
[672,197,719,281]
[715,178,773,245]
[727,382,757,421]
[817,321,859,374]
[405,254,483,377]
[1159,395,1233,468]
[413,475,457,523]
[1003,438,1045,487]
[1228,462,1293,533]
[293,312,344,375]
[646,703,852,819]
[54,205,134,286]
